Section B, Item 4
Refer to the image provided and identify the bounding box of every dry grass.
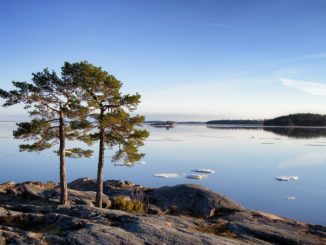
[112,196,144,214]
[196,220,237,238]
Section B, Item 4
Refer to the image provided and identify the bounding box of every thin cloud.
[280,78,326,96]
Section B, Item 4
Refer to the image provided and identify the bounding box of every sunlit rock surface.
[0,178,325,245]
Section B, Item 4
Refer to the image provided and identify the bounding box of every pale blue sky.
[1,0,326,121]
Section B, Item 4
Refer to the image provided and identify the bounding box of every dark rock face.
[147,184,245,218]
[0,179,325,245]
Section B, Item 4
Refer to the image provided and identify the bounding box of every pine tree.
[65,61,149,208]
[0,67,92,205]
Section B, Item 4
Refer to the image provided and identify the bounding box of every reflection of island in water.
[263,127,326,139]
[149,121,175,130]
[206,125,326,139]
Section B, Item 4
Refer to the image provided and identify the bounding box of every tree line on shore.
[0,61,149,208]
[263,113,326,126]
[206,113,326,127]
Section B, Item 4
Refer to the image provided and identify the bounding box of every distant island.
[263,113,326,126]
[148,121,175,129]
[147,113,326,127]
[206,120,263,125]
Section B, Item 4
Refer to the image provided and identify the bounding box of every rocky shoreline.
[0,178,325,245]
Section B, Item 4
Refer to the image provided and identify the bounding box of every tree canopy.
[263,113,326,126]
[0,67,93,204]
[0,61,149,208]
[62,61,149,207]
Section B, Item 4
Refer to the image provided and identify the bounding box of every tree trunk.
[95,109,105,208]
[59,108,68,205]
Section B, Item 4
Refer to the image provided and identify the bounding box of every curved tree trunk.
[95,109,105,208]
[59,109,68,205]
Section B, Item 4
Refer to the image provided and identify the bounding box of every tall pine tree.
[65,61,149,208]
[0,67,92,205]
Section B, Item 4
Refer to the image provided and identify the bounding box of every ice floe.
[276,176,299,181]
[137,161,146,165]
[192,168,215,174]
[286,196,296,200]
[154,173,181,178]
[186,174,208,180]
[114,161,146,167]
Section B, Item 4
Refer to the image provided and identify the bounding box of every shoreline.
[0,178,325,244]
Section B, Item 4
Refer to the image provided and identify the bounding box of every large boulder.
[147,184,245,218]
[0,180,111,208]
[68,178,97,191]
[47,188,111,208]
[69,178,147,200]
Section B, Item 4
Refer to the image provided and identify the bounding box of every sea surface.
[1,122,326,225]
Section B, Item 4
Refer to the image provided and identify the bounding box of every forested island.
[206,120,263,125]
[263,113,326,126]
[205,114,326,127]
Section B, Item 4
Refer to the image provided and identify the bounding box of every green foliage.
[0,66,93,156]
[66,61,149,164]
[263,113,326,126]
[53,148,93,158]
[112,196,144,214]
[1,61,148,207]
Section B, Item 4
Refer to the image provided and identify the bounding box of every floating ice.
[114,161,146,167]
[154,173,181,178]
[192,168,215,174]
[276,176,299,181]
[186,174,208,180]
[286,196,296,200]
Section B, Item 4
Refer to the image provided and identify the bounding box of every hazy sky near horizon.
[1,0,326,121]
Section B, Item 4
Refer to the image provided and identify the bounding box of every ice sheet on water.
[186,174,208,180]
[114,161,146,167]
[276,176,299,181]
[154,173,181,178]
[192,168,215,174]
[286,196,296,200]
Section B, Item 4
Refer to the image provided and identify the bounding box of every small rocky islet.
[0,178,325,245]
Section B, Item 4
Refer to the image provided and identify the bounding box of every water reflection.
[263,127,326,139]
[1,122,326,225]
[206,125,326,139]
[278,152,326,168]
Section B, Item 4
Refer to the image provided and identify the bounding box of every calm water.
[1,122,326,225]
